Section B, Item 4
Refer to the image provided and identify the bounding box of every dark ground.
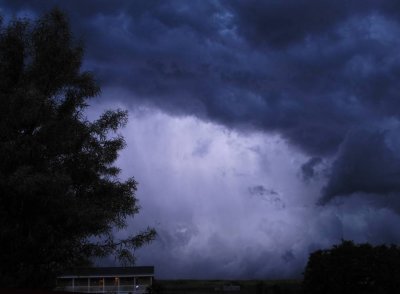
[153,280,302,294]
[0,280,302,294]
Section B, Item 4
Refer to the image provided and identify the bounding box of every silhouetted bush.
[303,240,400,294]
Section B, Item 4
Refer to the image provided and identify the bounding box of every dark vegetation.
[303,240,400,294]
[0,9,155,287]
[150,243,400,294]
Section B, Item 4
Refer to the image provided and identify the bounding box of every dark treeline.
[150,241,400,294]
[303,240,400,294]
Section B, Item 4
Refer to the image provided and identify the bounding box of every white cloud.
[87,100,400,279]
[107,105,317,278]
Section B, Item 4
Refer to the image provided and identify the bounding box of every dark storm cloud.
[248,185,285,208]
[4,0,400,156]
[322,124,400,203]
[224,0,362,49]
[248,185,278,197]
[224,0,400,48]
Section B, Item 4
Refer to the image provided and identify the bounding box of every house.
[55,266,154,294]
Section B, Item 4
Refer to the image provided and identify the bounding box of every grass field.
[153,279,302,294]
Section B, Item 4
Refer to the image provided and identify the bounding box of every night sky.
[2,0,400,279]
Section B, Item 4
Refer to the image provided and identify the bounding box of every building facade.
[55,266,154,294]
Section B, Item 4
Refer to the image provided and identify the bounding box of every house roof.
[59,266,154,278]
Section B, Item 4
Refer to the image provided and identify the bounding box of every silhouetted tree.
[0,9,155,287]
[303,240,400,294]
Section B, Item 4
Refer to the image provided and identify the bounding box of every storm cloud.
[3,0,400,278]
[322,123,400,203]
[4,0,400,155]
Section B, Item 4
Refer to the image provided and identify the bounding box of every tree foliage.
[0,9,155,287]
[303,240,400,294]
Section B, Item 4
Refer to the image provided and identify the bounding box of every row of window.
[57,276,152,287]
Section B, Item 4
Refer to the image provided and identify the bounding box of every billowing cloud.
[322,122,400,203]
[107,107,400,278]
[4,0,400,156]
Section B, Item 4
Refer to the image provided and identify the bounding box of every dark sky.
[2,0,400,279]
